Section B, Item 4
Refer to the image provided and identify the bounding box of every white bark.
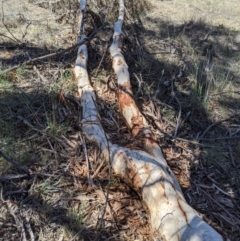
[74,1,224,240]
[74,0,109,160]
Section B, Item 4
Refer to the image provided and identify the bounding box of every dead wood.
[74,0,224,240]
[0,150,30,175]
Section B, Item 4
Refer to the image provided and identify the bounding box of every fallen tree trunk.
[74,0,224,240]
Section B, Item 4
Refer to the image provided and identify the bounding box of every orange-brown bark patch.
[118,59,123,65]
[118,83,145,136]
[126,162,143,193]
[118,153,143,193]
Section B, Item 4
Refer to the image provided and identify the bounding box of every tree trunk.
[74,0,224,240]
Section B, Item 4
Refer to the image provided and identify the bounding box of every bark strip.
[74,1,223,240]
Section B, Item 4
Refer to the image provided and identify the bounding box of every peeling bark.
[74,0,224,240]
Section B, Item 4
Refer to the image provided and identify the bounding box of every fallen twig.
[200,118,228,138]
[144,109,223,148]
[3,24,106,74]
[0,174,29,182]
[0,183,6,203]
[210,90,240,96]
[79,132,95,186]
[33,65,49,83]
[171,80,182,138]
[8,204,27,241]
[69,227,85,241]
[94,43,108,77]
[0,33,19,43]
[0,150,30,175]
[194,182,239,225]
[92,159,105,179]
[196,135,240,141]
[134,73,144,93]
[25,217,35,241]
[63,93,82,107]
[153,69,164,99]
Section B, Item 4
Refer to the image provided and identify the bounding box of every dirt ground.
[0,0,240,240]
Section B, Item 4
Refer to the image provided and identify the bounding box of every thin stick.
[200,118,228,138]
[196,135,240,141]
[134,73,143,92]
[63,93,82,107]
[0,33,19,43]
[0,150,30,175]
[210,90,240,96]
[3,24,105,74]
[25,219,35,241]
[194,182,237,225]
[153,69,164,99]
[79,132,95,186]
[154,120,222,148]
[69,227,85,241]
[33,65,49,83]
[0,183,6,203]
[94,43,108,77]
[0,174,29,182]
[173,94,182,138]
[171,80,182,138]
[92,160,105,179]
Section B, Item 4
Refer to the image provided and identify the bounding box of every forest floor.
[0,0,240,240]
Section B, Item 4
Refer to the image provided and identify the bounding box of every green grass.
[162,107,175,121]
[46,114,66,138]
[0,71,13,91]
[110,177,121,187]
[61,69,73,82]
[16,66,25,79]
[67,200,89,230]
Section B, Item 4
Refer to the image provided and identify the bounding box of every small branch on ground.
[3,24,106,74]
[153,69,164,99]
[200,118,228,138]
[69,227,85,241]
[25,217,35,241]
[79,132,95,186]
[0,174,29,182]
[33,65,49,83]
[171,80,182,138]
[63,92,82,107]
[94,43,108,77]
[0,150,30,175]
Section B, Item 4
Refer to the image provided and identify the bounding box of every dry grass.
[0,0,240,240]
[148,0,240,31]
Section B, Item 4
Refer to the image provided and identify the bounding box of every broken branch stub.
[74,0,223,240]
